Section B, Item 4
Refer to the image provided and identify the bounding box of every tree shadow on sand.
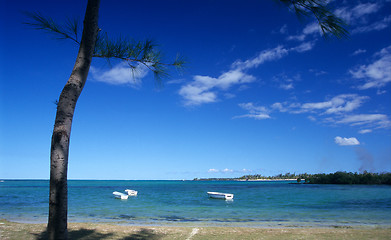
[121,228,162,240]
[33,228,163,240]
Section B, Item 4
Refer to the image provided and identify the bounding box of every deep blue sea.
[1,180,391,228]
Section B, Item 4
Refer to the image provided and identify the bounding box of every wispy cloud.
[234,102,271,120]
[290,41,316,53]
[351,15,391,34]
[359,129,372,134]
[287,22,321,41]
[236,94,368,118]
[232,45,289,70]
[335,136,360,146]
[300,94,369,115]
[287,2,389,41]
[279,83,294,90]
[336,114,391,128]
[334,2,381,25]
[350,45,391,89]
[90,62,148,87]
[179,43,314,106]
[179,70,256,106]
[235,93,390,131]
[334,2,390,35]
[208,168,252,174]
[352,49,367,56]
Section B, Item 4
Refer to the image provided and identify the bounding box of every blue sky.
[1,0,390,180]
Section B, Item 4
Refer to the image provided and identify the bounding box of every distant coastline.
[194,171,391,185]
[194,178,300,181]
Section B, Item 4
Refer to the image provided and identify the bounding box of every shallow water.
[1,180,390,227]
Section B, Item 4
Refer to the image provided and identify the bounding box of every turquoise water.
[1,180,390,227]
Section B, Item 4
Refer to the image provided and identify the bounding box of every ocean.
[1,180,390,228]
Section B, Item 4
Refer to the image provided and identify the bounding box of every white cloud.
[179,70,255,106]
[350,45,391,89]
[335,2,391,35]
[359,129,372,134]
[287,22,322,42]
[300,94,368,114]
[179,42,317,106]
[271,102,285,111]
[287,34,306,41]
[239,93,390,131]
[336,114,391,128]
[303,22,321,36]
[288,2,387,42]
[234,102,271,120]
[335,136,360,146]
[352,16,391,34]
[279,83,294,90]
[235,113,271,120]
[279,24,288,34]
[335,3,381,25]
[272,72,300,91]
[232,45,289,70]
[352,49,367,56]
[208,168,252,174]
[179,84,217,106]
[239,102,268,113]
[290,41,315,53]
[90,62,148,87]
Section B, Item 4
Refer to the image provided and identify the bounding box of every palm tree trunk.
[47,0,100,239]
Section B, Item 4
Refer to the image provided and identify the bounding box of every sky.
[1,0,390,180]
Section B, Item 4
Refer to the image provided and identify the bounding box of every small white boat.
[113,191,128,199]
[125,189,138,196]
[207,191,234,200]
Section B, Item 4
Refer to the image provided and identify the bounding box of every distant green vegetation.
[305,171,391,185]
[194,171,391,185]
[238,172,309,180]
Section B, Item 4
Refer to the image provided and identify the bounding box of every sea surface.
[1,180,391,228]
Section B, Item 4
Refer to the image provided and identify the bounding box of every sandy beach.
[1,219,391,240]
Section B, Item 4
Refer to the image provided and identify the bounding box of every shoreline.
[3,216,391,230]
[1,219,391,240]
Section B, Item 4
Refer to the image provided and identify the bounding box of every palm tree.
[26,1,183,239]
[25,0,346,239]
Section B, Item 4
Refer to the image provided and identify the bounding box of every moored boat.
[207,191,234,200]
[113,191,128,199]
[125,189,138,196]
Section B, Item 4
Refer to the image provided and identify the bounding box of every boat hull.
[113,191,128,199]
[125,189,138,196]
[207,191,234,200]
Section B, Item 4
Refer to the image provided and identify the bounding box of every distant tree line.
[238,172,309,180]
[194,171,391,185]
[305,171,391,185]
[193,178,235,181]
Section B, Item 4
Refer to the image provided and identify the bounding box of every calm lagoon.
[1,180,390,227]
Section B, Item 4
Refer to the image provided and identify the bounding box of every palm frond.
[277,0,348,38]
[23,11,81,44]
[93,33,185,83]
[25,12,185,84]
[65,17,80,42]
